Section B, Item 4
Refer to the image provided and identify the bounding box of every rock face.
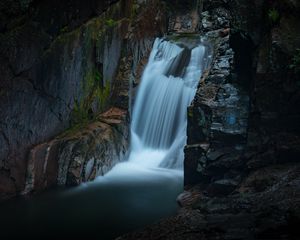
[119,0,300,239]
[184,0,300,191]
[1,0,300,237]
[166,0,201,33]
[23,107,129,193]
[0,0,167,200]
[182,0,300,237]
[185,3,249,186]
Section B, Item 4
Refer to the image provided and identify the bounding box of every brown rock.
[219,28,230,37]
[23,107,129,194]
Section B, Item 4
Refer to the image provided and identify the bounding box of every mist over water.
[0,38,208,239]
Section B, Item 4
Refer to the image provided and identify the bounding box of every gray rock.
[0,0,168,200]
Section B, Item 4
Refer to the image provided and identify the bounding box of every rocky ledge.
[23,107,129,194]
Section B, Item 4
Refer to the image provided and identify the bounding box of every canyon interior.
[0,0,300,239]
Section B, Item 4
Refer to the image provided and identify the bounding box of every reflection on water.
[0,169,182,239]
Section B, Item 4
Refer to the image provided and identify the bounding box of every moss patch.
[69,67,111,130]
[105,18,118,28]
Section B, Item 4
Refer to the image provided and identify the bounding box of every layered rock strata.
[0,0,167,200]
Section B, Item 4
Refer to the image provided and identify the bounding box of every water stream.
[0,38,208,239]
[103,38,207,177]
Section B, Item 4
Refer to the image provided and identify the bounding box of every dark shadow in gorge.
[229,31,254,92]
[0,172,182,239]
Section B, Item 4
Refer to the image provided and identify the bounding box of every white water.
[0,39,209,239]
[98,38,207,180]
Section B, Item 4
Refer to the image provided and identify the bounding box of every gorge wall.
[119,0,300,239]
[0,0,167,200]
[185,0,300,195]
[1,1,300,238]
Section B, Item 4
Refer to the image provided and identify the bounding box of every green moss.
[95,70,102,83]
[105,19,118,28]
[130,3,139,19]
[70,67,111,128]
[83,70,96,95]
[60,26,69,34]
[70,99,90,125]
[268,8,280,24]
[95,82,111,110]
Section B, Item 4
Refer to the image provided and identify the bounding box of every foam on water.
[94,38,207,181]
[0,38,210,239]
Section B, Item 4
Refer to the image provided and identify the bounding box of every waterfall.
[128,38,207,170]
[100,38,207,180]
[5,38,209,238]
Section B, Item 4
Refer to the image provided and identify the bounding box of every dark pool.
[0,169,182,239]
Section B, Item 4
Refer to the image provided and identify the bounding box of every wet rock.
[119,0,300,238]
[23,108,129,193]
[0,0,167,199]
[186,5,249,187]
[187,104,212,144]
[205,73,225,84]
[177,188,203,208]
[207,179,238,197]
[201,11,213,30]
[167,0,200,33]
[206,147,232,161]
[246,150,276,170]
[239,164,299,193]
[200,7,230,32]
[184,144,209,185]
[119,163,300,240]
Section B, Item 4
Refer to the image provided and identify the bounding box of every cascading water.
[0,38,210,239]
[104,38,207,178]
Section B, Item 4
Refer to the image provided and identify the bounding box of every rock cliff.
[0,0,167,200]
[119,0,300,239]
[1,0,300,237]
